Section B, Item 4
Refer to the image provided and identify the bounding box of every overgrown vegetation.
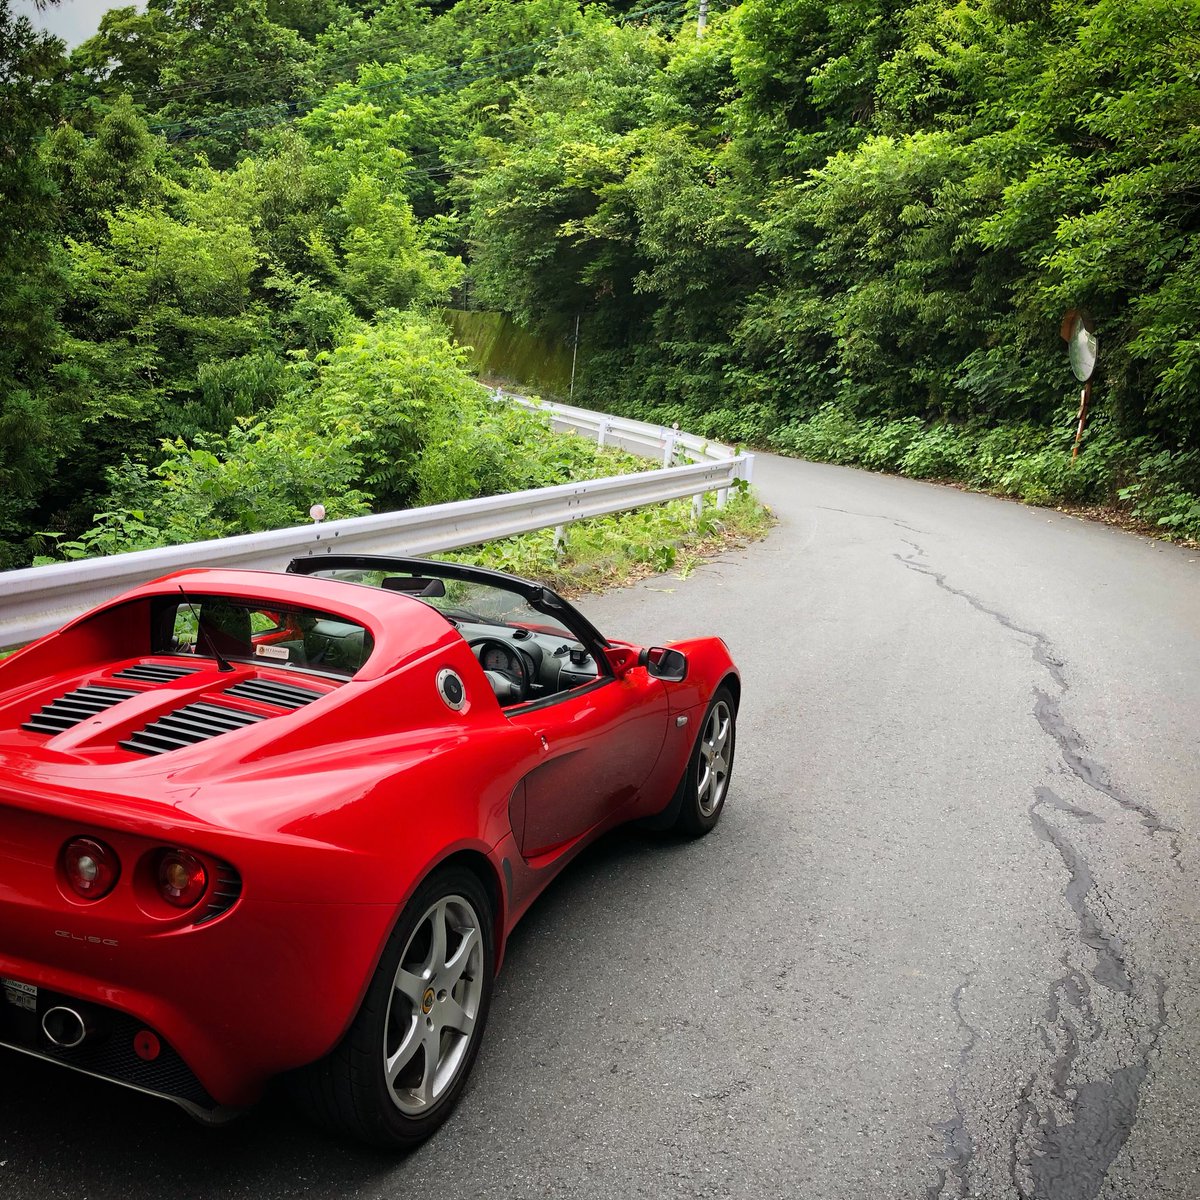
[3,0,1197,563]
[446,482,769,593]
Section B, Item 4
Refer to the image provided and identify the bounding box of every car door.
[507,671,668,859]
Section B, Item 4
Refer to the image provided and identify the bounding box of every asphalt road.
[3,453,1197,1200]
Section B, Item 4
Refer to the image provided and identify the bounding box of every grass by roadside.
[638,401,1200,547]
[441,486,772,595]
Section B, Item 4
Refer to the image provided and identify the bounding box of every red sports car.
[0,555,738,1148]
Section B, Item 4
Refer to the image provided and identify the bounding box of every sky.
[12,0,140,48]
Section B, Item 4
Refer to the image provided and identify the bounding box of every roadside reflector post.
[1072,380,1093,462]
[1061,309,1099,462]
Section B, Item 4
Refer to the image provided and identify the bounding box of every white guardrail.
[0,393,754,650]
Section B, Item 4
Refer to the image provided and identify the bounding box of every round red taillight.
[156,850,207,909]
[62,837,120,900]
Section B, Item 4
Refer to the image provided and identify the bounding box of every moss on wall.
[441,310,583,399]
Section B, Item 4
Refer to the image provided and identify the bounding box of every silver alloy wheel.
[383,893,485,1116]
[697,698,733,817]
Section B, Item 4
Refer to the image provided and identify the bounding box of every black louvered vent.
[223,678,323,710]
[120,702,265,756]
[112,663,199,684]
[196,860,244,925]
[22,685,138,735]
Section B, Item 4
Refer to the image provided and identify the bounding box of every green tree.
[0,2,72,566]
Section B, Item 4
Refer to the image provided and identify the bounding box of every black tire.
[293,865,495,1150]
[672,686,736,837]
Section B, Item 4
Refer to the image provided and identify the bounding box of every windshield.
[153,597,374,679]
[305,567,578,643]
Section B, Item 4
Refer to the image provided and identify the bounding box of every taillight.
[61,837,120,900]
[155,849,207,909]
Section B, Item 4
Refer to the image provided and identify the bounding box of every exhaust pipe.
[42,1006,93,1049]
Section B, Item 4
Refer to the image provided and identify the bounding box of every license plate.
[1,978,37,1013]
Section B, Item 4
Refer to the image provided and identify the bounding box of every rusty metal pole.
[1071,378,1092,461]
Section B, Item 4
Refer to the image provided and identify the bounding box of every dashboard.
[454,619,602,704]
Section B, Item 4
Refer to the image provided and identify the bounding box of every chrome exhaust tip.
[42,1006,92,1049]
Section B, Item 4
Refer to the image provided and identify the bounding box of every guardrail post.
[692,493,704,523]
[662,425,678,468]
[597,419,609,448]
[553,525,567,557]
[716,487,729,509]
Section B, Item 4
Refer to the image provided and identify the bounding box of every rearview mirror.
[381,576,446,597]
[642,646,688,682]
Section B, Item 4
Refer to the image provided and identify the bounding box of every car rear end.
[0,774,401,1117]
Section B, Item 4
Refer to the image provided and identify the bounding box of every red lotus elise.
[0,555,738,1148]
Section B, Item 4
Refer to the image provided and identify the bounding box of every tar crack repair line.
[1012,970,1169,1200]
[1030,790,1131,996]
[893,550,1178,852]
[925,970,980,1200]
[893,547,1175,1200]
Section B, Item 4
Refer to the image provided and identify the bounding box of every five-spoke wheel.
[384,894,486,1116]
[294,866,494,1150]
[673,686,737,836]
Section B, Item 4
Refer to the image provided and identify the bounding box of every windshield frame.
[286,554,613,677]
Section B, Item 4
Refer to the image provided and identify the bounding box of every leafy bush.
[415,401,648,507]
[39,313,659,560]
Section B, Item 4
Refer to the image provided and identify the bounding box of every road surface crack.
[893,551,1176,851]
[894,548,1176,1198]
[925,971,980,1200]
[1009,973,1168,1200]
[1030,791,1131,996]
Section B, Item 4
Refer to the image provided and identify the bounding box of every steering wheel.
[467,637,530,703]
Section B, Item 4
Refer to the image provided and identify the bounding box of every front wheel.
[672,686,736,837]
[293,866,495,1149]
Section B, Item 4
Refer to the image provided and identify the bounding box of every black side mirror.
[642,646,688,682]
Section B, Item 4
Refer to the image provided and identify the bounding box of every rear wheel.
[294,866,494,1149]
[672,686,736,837]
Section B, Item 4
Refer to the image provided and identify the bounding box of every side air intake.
[121,703,265,756]
[23,685,137,735]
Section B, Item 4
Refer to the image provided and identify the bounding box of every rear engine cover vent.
[23,685,138,735]
[112,664,199,684]
[196,860,244,925]
[121,702,265,756]
[223,679,323,709]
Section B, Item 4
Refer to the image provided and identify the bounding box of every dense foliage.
[3,0,1198,565]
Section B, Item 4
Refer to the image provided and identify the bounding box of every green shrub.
[758,403,1200,540]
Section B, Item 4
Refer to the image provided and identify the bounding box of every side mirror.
[603,646,639,677]
[641,646,688,682]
